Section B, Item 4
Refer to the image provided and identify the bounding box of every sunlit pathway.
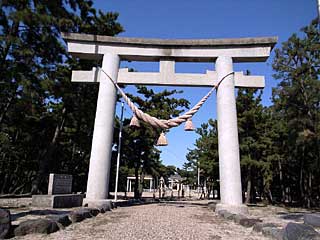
[15,201,269,240]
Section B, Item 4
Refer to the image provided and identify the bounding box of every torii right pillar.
[215,56,248,214]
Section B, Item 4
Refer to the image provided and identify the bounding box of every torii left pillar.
[85,53,120,207]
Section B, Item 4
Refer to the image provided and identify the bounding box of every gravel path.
[14,201,269,240]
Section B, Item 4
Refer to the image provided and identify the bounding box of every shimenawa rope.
[98,67,234,130]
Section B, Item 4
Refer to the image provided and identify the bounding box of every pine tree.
[185,119,219,198]
[0,0,123,193]
[236,88,274,203]
[272,19,320,207]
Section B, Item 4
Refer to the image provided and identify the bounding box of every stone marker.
[48,174,72,195]
[32,194,84,208]
[32,173,83,208]
[0,209,11,239]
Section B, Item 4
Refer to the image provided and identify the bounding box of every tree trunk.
[0,152,7,188]
[267,189,273,204]
[8,164,20,193]
[0,19,20,126]
[1,173,9,194]
[307,172,312,208]
[245,178,252,204]
[278,159,286,203]
[245,168,252,204]
[134,163,139,199]
[31,108,66,194]
[299,164,304,206]
[139,172,145,198]
[287,187,292,204]
[0,96,13,126]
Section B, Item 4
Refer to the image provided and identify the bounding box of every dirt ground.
[10,201,266,240]
[6,200,320,240]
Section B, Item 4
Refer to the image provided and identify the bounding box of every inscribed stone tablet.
[48,174,72,195]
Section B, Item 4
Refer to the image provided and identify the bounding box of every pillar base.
[215,203,248,215]
[83,199,114,211]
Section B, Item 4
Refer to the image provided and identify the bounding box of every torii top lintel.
[62,32,277,63]
[63,33,277,88]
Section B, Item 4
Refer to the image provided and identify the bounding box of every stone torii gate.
[62,33,277,214]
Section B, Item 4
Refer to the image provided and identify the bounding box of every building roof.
[168,174,184,181]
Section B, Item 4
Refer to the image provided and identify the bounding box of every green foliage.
[0,0,123,194]
[237,88,273,203]
[272,19,320,207]
[0,1,188,197]
[185,119,219,195]
[1,1,319,209]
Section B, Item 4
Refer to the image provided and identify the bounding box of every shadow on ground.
[11,209,71,221]
[277,211,305,221]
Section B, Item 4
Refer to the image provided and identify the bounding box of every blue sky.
[94,0,317,168]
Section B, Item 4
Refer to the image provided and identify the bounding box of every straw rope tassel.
[156,132,168,146]
[129,115,140,128]
[184,118,195,131]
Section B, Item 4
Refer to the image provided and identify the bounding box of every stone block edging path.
[2,199,320,239]
[212,202,320,240]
